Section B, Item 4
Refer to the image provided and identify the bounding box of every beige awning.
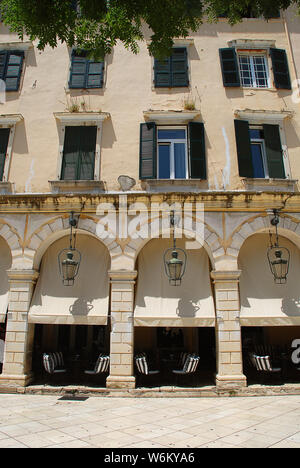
[134,238,215,327]
[239,233,300,327]
[29,234,110,325]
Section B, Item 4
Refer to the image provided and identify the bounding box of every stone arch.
[228,213,300,259]
[120,214,224,271]
[25,215,120,271]
[0,220,22,253]
[0,220,23,270]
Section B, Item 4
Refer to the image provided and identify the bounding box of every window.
[249,127,269,178]
[69,50,104,89]
[234,120,286,179]
[238,54,269,88]
[219,47,291,90]
[139,122,206,180]
[0,51,24,91]
[61,126,97,180]
[158,128,188,179]
[154,48,189,88]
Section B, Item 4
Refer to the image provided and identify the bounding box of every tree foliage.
[0,0,298,58]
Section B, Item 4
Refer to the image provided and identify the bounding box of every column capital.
[6,269,39,284]
[109,270,137,283]
[210,270,242,283]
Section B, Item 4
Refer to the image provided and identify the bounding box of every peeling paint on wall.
[222,127,231,190]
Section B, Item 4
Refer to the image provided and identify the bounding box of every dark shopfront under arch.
[134,326,216,387]
[33,323,110,386]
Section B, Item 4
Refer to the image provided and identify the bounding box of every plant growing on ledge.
[183,94,196,111]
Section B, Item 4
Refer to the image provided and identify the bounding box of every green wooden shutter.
[0,128,10,181]
[263,124,285,179]
[86,60,104,88]
[5,51,24,91]
[139,122,157,179]
[154,48,188,87]
[61,126,80,180]
[0,52,7,81]
[188,122,206,179]
[69,50,88,89]
[234,120,253,178]
[78,126,97,180]
[270,48,291,90]
[62,126,97,180]
[219,48,240,87]
[171,48,189,87]
[154,56,171,87]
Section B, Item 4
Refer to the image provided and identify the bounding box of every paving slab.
[0,393,299,448]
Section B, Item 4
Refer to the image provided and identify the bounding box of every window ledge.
[242,178,298,192]
[242,87,277,93]
[228,39,276,50]
[49,180,105,194]
[234,109,294,123]
[0,41,33,51]
[142,179,207,193]
[0,114,23,126]
[54,112,110,125]
[143,110,200,125]
[146,38,194,47]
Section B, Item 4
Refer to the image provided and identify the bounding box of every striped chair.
[42,352,67,377]
[84,354,110,376]
[250,353,282,383]
[135,355,159,386]
[172,354,200,386]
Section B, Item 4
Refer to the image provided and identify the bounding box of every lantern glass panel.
[167,260,183,283]
[268,246,290,284]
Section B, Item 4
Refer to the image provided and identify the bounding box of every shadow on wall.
[69,298,94,316]
[239,233,300,318]
[29,235,110,318]
[176,297,200,318]
[134,238,214,321]
[11,120,29,154]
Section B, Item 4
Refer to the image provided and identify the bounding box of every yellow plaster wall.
[0,15,299,193]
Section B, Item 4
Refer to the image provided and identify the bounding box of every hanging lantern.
[58,213,81,286]
[163,211,187,286]
[267,210,290,284]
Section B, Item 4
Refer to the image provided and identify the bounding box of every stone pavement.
[0,393,300,448]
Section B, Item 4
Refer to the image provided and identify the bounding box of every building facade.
[0,7,300,391]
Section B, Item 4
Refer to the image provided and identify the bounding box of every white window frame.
[157,126,189,180]
[238,52,270,89]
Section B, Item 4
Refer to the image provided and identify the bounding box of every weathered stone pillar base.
[216,374,247,390]
[107,270,137,390]
[106,375,136,389]
[0,372,33,388]
[0,270,39,389]
[211,270,247,390]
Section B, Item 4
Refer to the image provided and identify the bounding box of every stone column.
[0,270,39,388]
[211,270,247,390]
[106,270,137,389]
